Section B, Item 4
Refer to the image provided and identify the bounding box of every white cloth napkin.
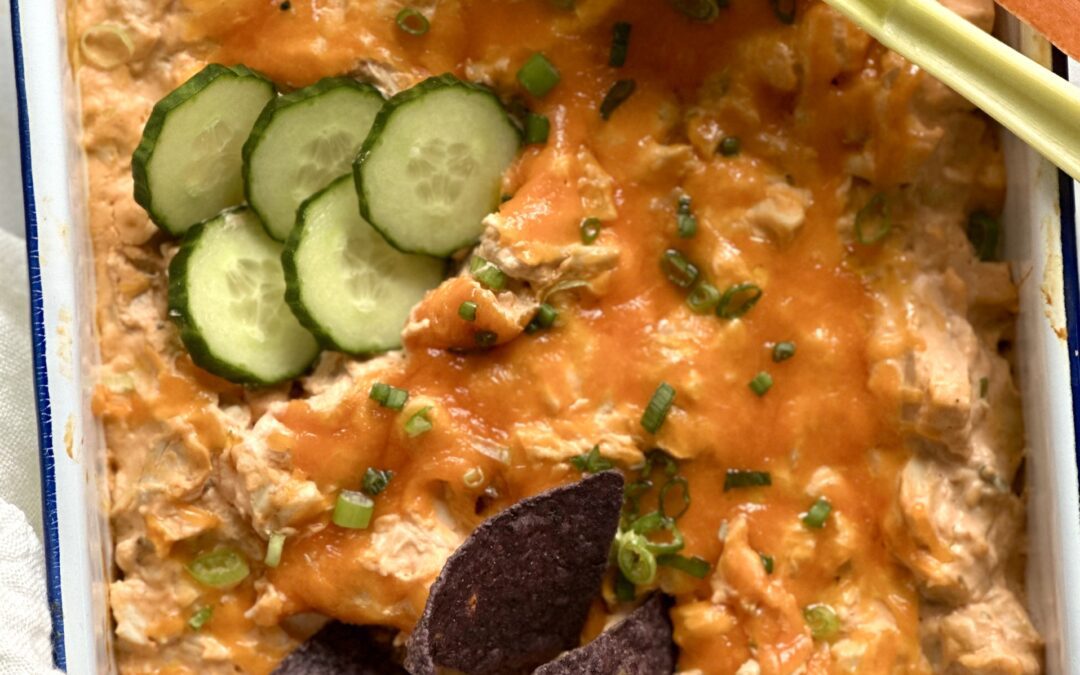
[0,226,62,674]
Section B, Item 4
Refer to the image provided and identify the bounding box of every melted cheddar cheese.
[74,0,1042,673]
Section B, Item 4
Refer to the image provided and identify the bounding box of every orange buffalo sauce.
[90,0,931,672]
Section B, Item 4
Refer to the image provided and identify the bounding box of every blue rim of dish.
[7,0,65,669]
[4,3,1079,671]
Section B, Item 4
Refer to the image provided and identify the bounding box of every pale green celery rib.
[824,0,1080,181]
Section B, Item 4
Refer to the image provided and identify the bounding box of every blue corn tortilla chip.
[406,471,625,675]
[272,621,406,674]
[533,594,676,675]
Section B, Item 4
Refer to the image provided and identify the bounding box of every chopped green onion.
[264,533,286,568]
[643,448,679,477]
[772,341,796,362]
[749,372,773,397]
[659,477,690,519]
[629,511,669,535]
[802,497,832,529]
[600,79,636,120]
[718,136,741,156]
[617,532,658,585]
[760,553,774,574]
[642,520,684,555]
[475,330,498,347]
[804,604,841,641]
[524,113,550,145]
[980,376,989,398]
[470,256,508,291]
[670,0,721,21]
[614,570,637,601]
[395,7,430,35]
[569,444,613,473]
[580,217,602,244]
[525,303,559,334]
[770,0,796,24]
[463,466,485,489]
[687,282,720,314]
[186,548,250,589]
[724,469,772,491]
[641,382,676,433]
[967,211,1000,261]
[517,53,561,98]
[676,195,698,238]
[458,301,478,322]
[855,193,891,245]
[657,553,711,578]
[188,606,213,631]
[370,383,408,411]
[609,22,632,67]
[405,406,434,437]
[333,490,374,529]
[717,283,762,319]
[362,467,394,496]
[661,249,700,289]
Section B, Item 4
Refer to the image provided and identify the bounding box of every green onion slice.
[967,211,1000,261]
[657,553,711,578]
[569,444,613,473]
[370,383,408,411]
[687,282,720,314]
[717,283,762,318]
[395,7,430,35]
[333,490,375,529]
[264,532,286,568]
[641,382,676,433]
[855,193,891,245]
[670,0,721,21]
[580,217,602,244]
[749,371,773,397]
[661,249,700,289]
[772,341,796,362]
[405,406,434,437]
[475,330,498,347]
[718,136,741,156]
[458,301,478,322]
[643,522,685,555]
[524,112,550,145]
[362,467,394,496]
[770,0,796,24]
[610,22,632,67]
[804,603,841,641]
[642,448,679,477]
[188,606,213,631]
[760,553,774,574]
[802,497,832,529]
[187,548,250,589]
[525,303,558,334]
[600,79,637,120]
[724,469,772,491]
[470,256,508,291]
[517,52,561,98]
[659,477,690,519]
[617,532,658,585]
[676,195,698,238]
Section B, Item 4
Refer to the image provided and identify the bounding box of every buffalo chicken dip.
[73,0,1042,672]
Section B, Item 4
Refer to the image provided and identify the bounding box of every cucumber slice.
[133,64,275,236]
[283,175,444,354]
[354,74,521,257]
[243,78,384,241]
[169,207,319,385]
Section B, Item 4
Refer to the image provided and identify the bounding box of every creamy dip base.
[73,0,1041,673]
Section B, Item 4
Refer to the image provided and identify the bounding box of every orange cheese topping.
[72,0,997,672]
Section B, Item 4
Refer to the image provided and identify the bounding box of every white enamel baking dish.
[9,0,1080,672]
